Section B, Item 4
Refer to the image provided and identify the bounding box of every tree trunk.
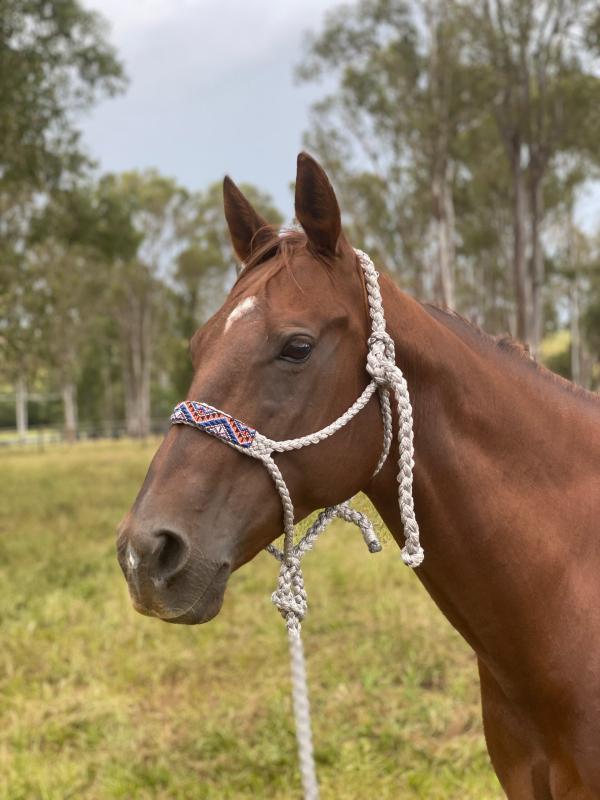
[529,176,545,356]
[425,1,455,310]
[512,159,531,344]
[61,380,78,442]
[570,275,581,386]
[431,166,456,309]
[123,355,138,437]
[139,298,152,437]
[123,332,144,438]
[441,165,456,309]
[15,372,28,443]
[121,287,152,438]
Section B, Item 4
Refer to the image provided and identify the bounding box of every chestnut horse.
[117,153,600,798]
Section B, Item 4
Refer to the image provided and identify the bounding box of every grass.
[0,440,502,799]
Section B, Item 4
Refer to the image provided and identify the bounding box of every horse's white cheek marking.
[224,296,258,333]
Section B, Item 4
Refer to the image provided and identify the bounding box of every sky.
[81,0,599,231]
[80,0,340,219]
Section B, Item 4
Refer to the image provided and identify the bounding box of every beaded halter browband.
[170,248,423,800]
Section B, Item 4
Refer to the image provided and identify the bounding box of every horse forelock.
[230,228,354,307]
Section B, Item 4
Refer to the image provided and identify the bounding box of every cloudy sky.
[81,0,340,218]
[81,0,598,230]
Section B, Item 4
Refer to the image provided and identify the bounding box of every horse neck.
[366,276,597,676]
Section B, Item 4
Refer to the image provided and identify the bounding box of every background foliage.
[1,0,599,441]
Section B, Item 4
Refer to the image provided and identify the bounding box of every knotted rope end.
[401,544,425,568]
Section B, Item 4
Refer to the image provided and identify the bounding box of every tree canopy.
[298,0,600,369]
[0,0,125,189]
[1,0,598,441]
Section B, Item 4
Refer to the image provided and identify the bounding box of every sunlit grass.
[0,440,502,799]
[0,427,59,444]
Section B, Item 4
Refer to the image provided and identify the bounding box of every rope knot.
[367,331,396,386]
[271,556,307,637]
[401,542,425,568]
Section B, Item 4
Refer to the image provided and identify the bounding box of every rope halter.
[170,248,423,800]
[170,248,423,635]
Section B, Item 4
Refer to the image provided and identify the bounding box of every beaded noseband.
[170,248,424,635]
[170,248,423,800]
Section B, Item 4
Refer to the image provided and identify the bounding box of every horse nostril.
[154,530,190,584]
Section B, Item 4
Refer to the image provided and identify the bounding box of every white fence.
[0,419,169,448]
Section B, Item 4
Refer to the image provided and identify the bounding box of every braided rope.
[255,380,378,454]
[265,501,381,800]
[288,633,318,800]
[170,248,422,800]
[365,331,423,567]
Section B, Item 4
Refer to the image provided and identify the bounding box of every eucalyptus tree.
[297,0,478,307]
[0,192,38,439]
[0,249,41,441]
[583,282,600,389]
[26,180,140,438]
[298,0,600,355]
[171,181,283,396]
[0,0,125,434]
[459,0,600,352]
[0,0,125,191]
[24,240,103,439]
[94,171,189,437]
[175,180,283,326]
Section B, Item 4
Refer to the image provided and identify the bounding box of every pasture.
[0,440,501,799]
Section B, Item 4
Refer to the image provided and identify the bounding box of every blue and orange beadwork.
[171,400,256,448]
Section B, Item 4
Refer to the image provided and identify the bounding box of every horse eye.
[279,338,313,363]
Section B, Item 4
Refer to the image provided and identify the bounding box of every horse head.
[116,154,384,623]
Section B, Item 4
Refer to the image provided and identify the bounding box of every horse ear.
[294,152,342,257]
[223,176,275,264]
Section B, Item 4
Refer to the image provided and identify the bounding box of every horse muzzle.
[116,520,231,625]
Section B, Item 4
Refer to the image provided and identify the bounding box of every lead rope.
[258,250,423,800]
[170,248,423,800]
[265,502,382,800]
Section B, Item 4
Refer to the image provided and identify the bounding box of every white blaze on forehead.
[224,295,258,332]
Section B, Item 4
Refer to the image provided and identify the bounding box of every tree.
[566,225,600,389]
[24,180,140,438]
[0,0,125,191]
[297,0,477,306]
[0,249,42,441]
[176,181,283,323]
[453,115,516,330]
[171,181,283,396]
[21,172,284,437]
[298,0,600,355]
[89,171,188,437]
[0,0,125,437]
[460,0,600,352]
[583,292,600,389]
[26,241,102,439]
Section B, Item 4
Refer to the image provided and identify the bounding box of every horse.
[117,153,600,799]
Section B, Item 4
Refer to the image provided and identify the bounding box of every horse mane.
[425,305,598,404]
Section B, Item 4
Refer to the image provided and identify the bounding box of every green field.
[0,440,502,799]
